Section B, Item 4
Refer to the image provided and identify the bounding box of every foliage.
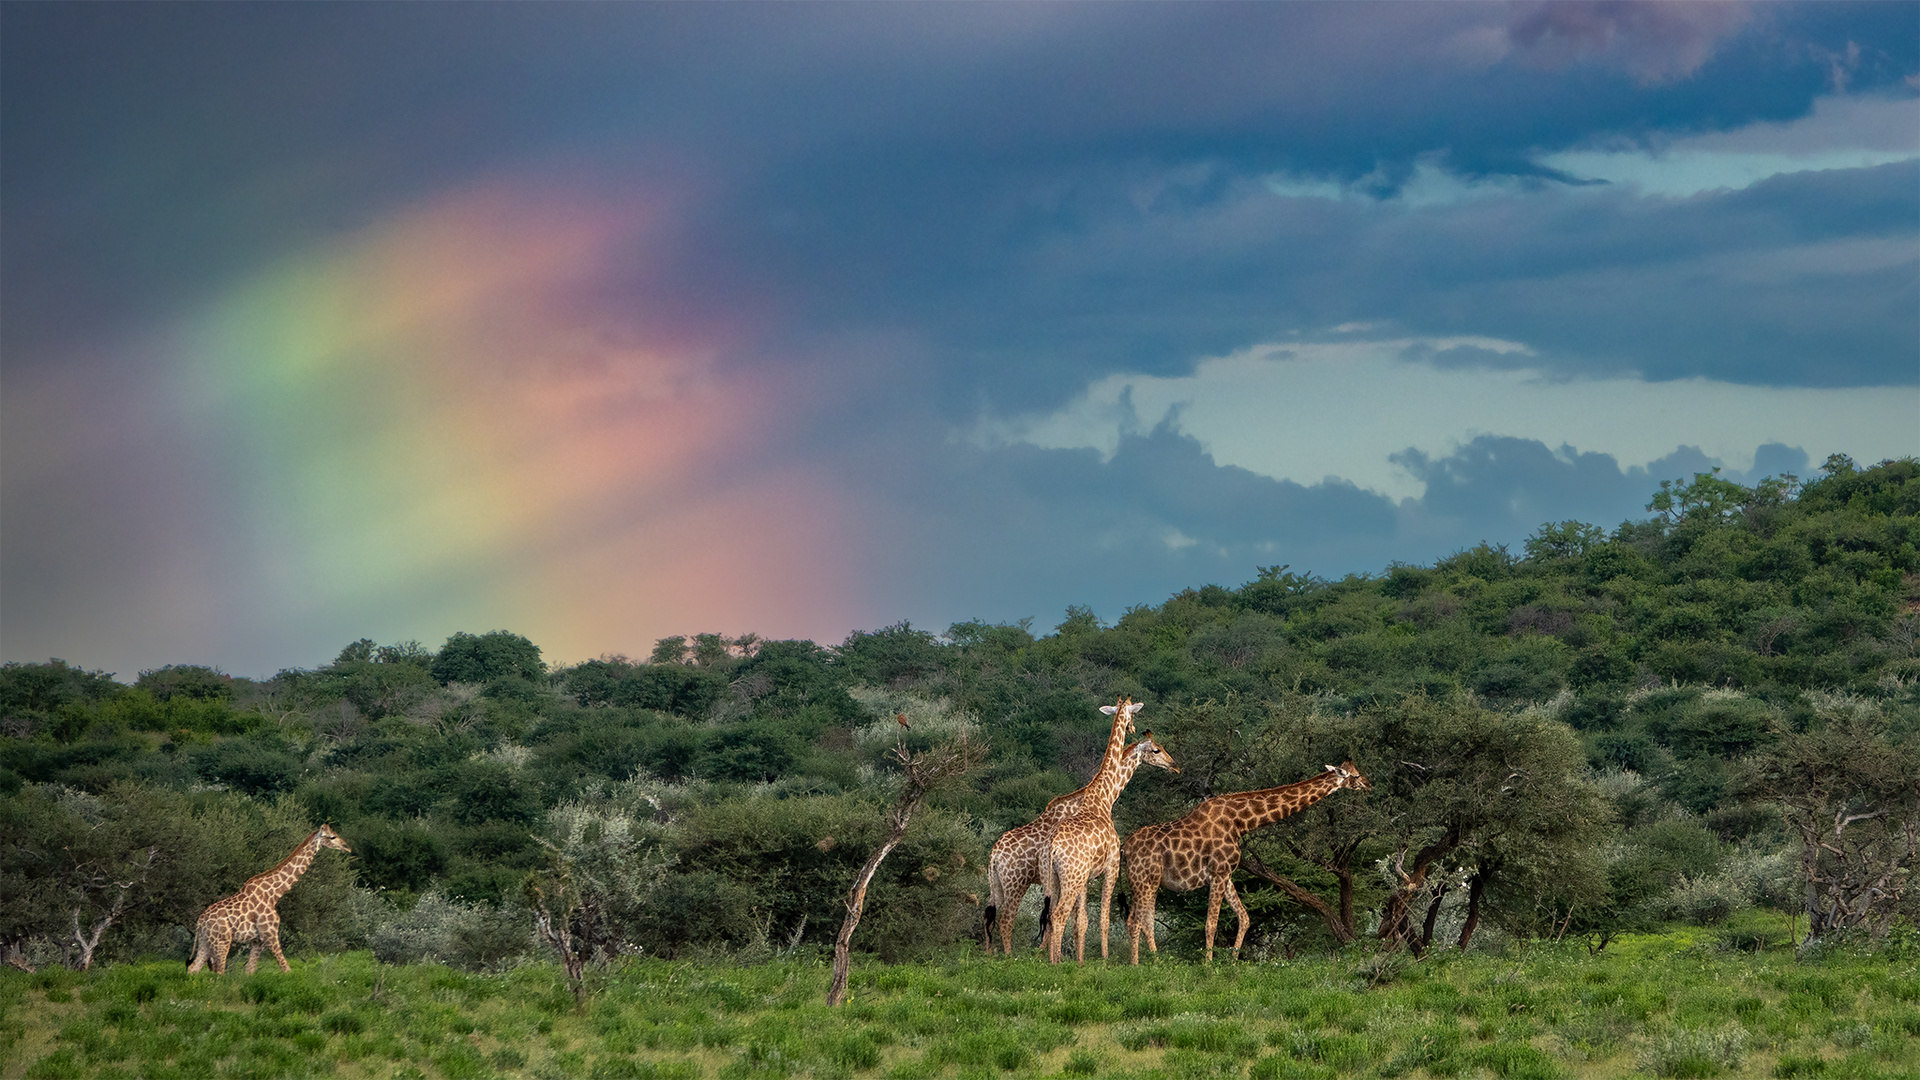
[2,461,1916,967]
[431,631,545,686]
[1745,695,1920,941]
[0,784,353,967]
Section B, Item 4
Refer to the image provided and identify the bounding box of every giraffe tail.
[187,920,207,973]
[1035,894,1053,945]
[980,905,997,950]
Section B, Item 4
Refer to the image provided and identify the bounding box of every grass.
[2,923,1916,1079]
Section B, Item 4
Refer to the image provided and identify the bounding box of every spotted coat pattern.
[1039,735,1179,964]
[982,698,1139,955]
[188,825,351,975]
[1124,762,1370,963]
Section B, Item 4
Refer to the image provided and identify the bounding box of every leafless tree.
[827,729,987,1007]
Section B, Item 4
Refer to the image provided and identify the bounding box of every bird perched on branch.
[896,712,911,730]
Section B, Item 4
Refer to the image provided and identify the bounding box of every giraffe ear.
[1100,705,1118,715]
[1325,764,1337,772]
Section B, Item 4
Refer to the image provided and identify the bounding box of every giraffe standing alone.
[982,697,1140,955]
[188,825,351,975]
[1039,734,1179,964]
[1124,762,1370,963]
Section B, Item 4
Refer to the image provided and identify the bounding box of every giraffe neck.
[1095,705,1133,778]
[1044,703,1135,817]
[1082,747,1148,817]
[253,832,320,902]
[1213,773,1345,838]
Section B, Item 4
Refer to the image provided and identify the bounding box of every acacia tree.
[1232,694,1607,955]
[1747,705,1920,943]
[526,782,675,1000]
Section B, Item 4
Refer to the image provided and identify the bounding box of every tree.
[840,623,944,688]
[828,727,987,1006]
[1647,469,1748,528]
[1746,704,1920,943]
[1525,521,1605,563]
[526,781,674,1000]
[432,631,544,685]
[1229,694,1607,955]
[135,665,233,703]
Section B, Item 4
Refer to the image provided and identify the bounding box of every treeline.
[2,456,1916,972]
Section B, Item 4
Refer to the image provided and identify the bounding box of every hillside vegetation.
[2,457,1916,975]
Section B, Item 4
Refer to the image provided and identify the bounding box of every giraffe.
[1038,733,1179,964]
[982,697,1140,955]
[187,825,351,975]
[1124,761,1370,963]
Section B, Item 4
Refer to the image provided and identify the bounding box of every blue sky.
[3,2,1916,678]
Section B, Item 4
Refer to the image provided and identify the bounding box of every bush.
[369,891,531,969]
[135,666,233,703]
[190,736,302,797]
[1654,873,1749,926]
[1639,1025,1749,1078]
[350,819,449,892]
[432,631,545,686]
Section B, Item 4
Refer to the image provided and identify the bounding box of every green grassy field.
[4,918,1916,1080]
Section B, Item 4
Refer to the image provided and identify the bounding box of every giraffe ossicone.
[187,824,351,975]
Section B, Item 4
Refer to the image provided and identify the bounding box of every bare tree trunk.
[1419,881,1450,953]
[827,820,910,1007]
[1378,829,1459,954]
[1456,870,1487,949]
[827,731,986,1007]
[529,882,588,1002]
[1239,852,1355,943]
[66,847,156,971]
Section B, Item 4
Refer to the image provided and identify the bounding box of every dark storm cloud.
[3,3,1913,674]
[865,424,1819,633]
[807,156,1915,412]
[1506,1,1754,85]
[7,1,1911,386]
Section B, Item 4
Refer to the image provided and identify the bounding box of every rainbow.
[163,180,869,666]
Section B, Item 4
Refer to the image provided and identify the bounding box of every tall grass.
[3,922,1916,1079]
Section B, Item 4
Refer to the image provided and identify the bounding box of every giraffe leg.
[1047,895,1067,963]
[1097,864,1117,961]
[1205,877,1228,963]
[1007,869,1036,955]
[263,924,290,974]
[245,943,262,976]
[187,922,208,973]
[209,927,232,975]
[1224,877,1251,958]
[1071,874,1090,964]
[1128,881,1157,964]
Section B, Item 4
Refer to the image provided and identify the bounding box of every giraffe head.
[1322,760,1371,791]
[1131,733,1178,774]
[315,824,352,853]
[1100,696,1144,735]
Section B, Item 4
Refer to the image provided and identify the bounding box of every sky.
[2,2,1916,680]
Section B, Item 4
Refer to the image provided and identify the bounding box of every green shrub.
[1468,1041,1566,1079]
[369,891,532,969]
[1639,1025,1749,1078]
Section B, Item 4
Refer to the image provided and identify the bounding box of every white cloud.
[1539,93,1920,197]
[978,337,1918,502]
